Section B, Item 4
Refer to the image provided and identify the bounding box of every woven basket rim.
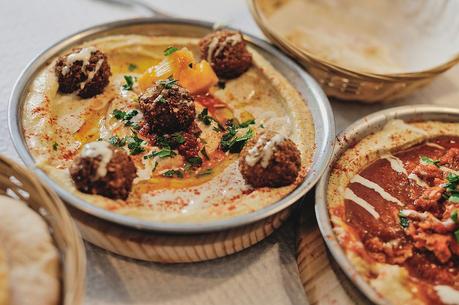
[0,154,86,305]
[249,0,459,82]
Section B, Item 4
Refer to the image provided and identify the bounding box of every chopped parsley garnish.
[112,109,141,130]
[221,127,254,153]
[108,135,126,147]
[164,47,178,56]
[152,161,158,172]
[217,80,226,89]
[451,210,458,223]
[238,119,255,128]
[156,96,167,104]
[455,229,459,243]
[160,77,177,89]
[52,142,58,151]
[197,108,224,131]
[126,135,145,155]
[172,132,185,144]
[196,168,213,177]
[122,75,135,90]
[187,156,203,166]
[113,109,126,120]
[198,108,213,125]
[128,63,137,71]
[143,148,177,159]
[398,213,409,229]
[450,194,459,203]
[201,146,210,160]
[443,173,459,202]
[420,156,440,167]
[260,124,265,129]
[445,173,459,191]
[162,169,183,178]
[155,135,171,149]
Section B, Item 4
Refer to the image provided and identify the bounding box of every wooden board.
[296,195,372,305]
[69,204,291,263]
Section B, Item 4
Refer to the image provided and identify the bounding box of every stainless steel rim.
[315,105,459,305]
[9,17,335,233]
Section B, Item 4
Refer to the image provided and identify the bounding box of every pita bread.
[0,195,59,305]
[0,245,8,305]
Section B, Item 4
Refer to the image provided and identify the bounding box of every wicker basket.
[249,0,459,103]
[0,155,86,305]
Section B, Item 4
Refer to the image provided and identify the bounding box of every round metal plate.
[315,105,459,305]
[9,18,334,233]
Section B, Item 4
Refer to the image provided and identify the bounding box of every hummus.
[328,120,459,305]
[22,34,315,223]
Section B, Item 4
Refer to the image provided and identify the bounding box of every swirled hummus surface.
[328,120,459,305]
[22,35,314,223]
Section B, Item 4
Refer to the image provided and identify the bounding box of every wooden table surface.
[2,1,459,304]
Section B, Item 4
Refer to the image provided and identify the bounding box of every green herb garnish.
[52,142,58,151]
[420,156,440,167]
[455,229,459,243]
[198,108,213,125]
[451,210,458,223]
[164,47,178,56]
[108,135,126,147]
[450,194,459,203]
[112,109,141,130]
[196,168,213,177]
[201,146,210,160]
[399,213,409,229]
[160,77,177,89]
[152,161,158,172]
[162,169,184,178]
[217,81,226,89]
[172,132,185,144]
[260,124,265,129]
[238,119,255,128]
[144,148,177,159]
[187,156,203,166]
[128,63,137,71]
[156,96,167,104]
[126,135,145,155]
[221,128,254,153]
[122,75,135,90]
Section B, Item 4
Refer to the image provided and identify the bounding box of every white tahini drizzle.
[408,173,430,188]
[66,47,96,65]
[381,154,407,175]
[426,142,445,150]
[434,285,459,305]
[344,188,380,219]
[207,32,242,63]
[81,141,113,178]
[350,174,403,206]
[245,133,285,168]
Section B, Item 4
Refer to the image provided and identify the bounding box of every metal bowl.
[9,18,334,233]
[315,105,459,305]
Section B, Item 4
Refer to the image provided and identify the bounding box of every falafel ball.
[55,47,111,98]
[239,131,301,188]
[139,80,196,134]
[70,141,137,200]
[199,30,252,79]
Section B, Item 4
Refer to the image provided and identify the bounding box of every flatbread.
[0,245,8,305]
[0,195,59,305]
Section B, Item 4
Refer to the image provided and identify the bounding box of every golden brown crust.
[55,48,111,98]
[239,132,301,187]
[199,30,252,79]
[69,148,137,200]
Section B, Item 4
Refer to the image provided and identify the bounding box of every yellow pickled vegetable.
[138,48,218,94]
